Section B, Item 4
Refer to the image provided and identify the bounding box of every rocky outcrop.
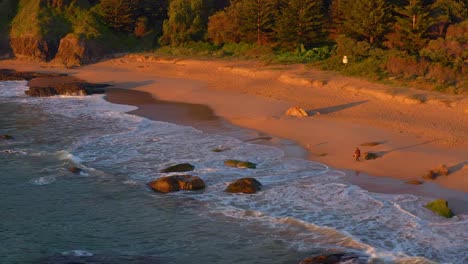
[68,166,82,174]
[424,199,454,218]
[26,75,109,97]
[224,159,257,169]
[25,82,108,97]
[423,170,436,180]
[285,106,308,117]
[0,69,60,81]
[10,36,58,62]
[160,163,195,173]
[148,175,205,193]
[423,164,450,180]
[300,253,365,264]
[54,34,104,67]
[225,178,262,194]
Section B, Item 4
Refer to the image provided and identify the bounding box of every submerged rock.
[68,166,82,174]
[285,106,309,117]
[405,180,423,185]
[148,175,205,193]
[160,163,195,173]
[424,199,454,218]
[0,134,13,140]
[225,178,262,194]
[224,159,257,169]
[300,253,365,264]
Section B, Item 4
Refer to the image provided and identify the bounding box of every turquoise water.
[1,81,467,264]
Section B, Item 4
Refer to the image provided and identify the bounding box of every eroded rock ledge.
[0,69,110,97]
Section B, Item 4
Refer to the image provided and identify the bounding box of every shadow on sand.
[308,100,368,115]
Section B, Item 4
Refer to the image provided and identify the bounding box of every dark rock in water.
[68,166,82,174]
[0,134,13,140]
[423,170,436,180]
[424,199,454,218]
[148,175,205,193]
[300,253,365,264]
[363,152,378,160]
[0,69,61,81]
[26,82,109,97]
[224,159,257,169]
[160,163,195,173]
[405,180,423,185]
[226,178,262,194]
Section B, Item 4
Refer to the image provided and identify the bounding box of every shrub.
[385,56,429,79]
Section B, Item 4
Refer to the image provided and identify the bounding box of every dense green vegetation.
[2,0,467,92]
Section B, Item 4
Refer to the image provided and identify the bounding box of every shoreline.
[1,56,467,212]
[105,88,468,214]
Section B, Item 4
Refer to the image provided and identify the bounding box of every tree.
[275,0,327,49]
[430,0,467,37]
[160,0,218,46]
[207,4,242,44]
[94,0,141,33]
[385,0,435,53]
[339,0,392,44]
[239,0,278,45]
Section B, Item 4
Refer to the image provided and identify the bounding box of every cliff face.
[6,0,117,66]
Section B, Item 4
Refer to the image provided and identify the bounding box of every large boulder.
[225,178,262,194]
[285,106,309,117]
[10,36,58,62]
[148,175,205,193]
[160,163,195,173]
[424,199,454,218]
[224,159,257,169]
[54,34,103,67]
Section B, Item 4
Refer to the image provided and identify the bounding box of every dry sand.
[1,55,467,204]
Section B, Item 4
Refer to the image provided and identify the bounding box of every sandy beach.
[1,55,467,209]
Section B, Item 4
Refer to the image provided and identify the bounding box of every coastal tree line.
[2,0,467,92]
[92,0,467,92]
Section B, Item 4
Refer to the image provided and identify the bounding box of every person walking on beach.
[353,147,361,161]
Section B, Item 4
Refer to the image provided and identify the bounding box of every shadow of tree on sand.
[308,100,368,115]
[449,161,467,174]
[373,139,440,158]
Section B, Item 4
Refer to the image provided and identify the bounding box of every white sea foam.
[0,80,29,97]
[30,176,57,185]
[1,81,467,264]
[61,250,93,257]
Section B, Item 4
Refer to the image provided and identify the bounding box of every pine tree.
[95,0,141,33]
[275,0,327,49]
[430,0,467,36]
[339,0,392,44]
[239,0,278,45]
[386,0,435,53]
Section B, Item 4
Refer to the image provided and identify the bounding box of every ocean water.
[1,81,467,264]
